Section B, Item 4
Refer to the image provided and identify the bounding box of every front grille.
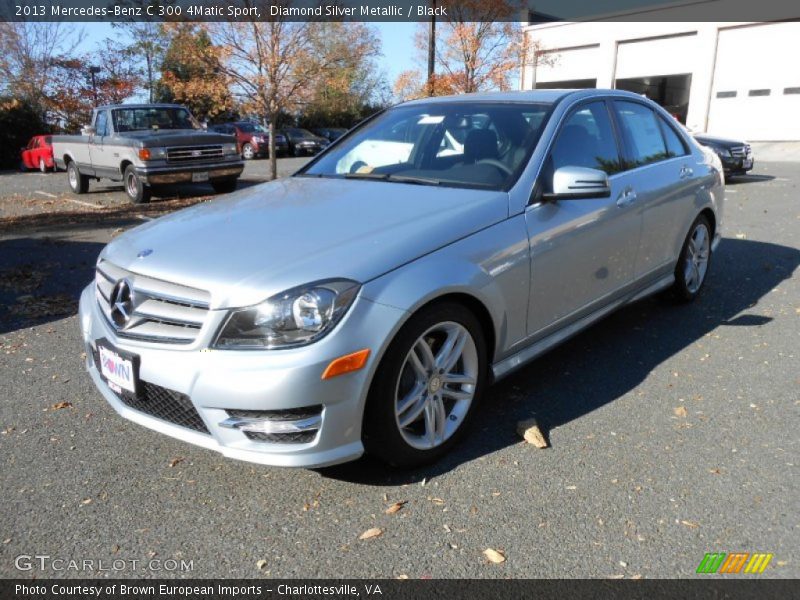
[122,382,209,433]
[95,260,210,345]
[166,145,223,163]
[245,430,317,444]
[91,347,208,434]
[730,144,751,157]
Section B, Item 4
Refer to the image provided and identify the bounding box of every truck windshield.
[299,101,553,191]
[112,107,200,132]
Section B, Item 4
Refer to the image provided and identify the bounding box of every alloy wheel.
[684,222,710,294]
[394,322,478,450]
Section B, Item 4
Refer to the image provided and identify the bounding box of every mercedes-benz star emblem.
[109,278,135,329]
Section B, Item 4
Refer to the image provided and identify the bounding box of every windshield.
[300,102,552,191]
[112,107,200,132]
[238,123,266,133]
[286,128,317,139]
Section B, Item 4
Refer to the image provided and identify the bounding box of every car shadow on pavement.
[726,174,775,185]
[0,237,105,335]
[319,237,799,485]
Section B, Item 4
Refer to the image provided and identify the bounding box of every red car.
[20,135,56,172]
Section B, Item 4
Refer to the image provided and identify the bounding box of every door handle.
[616,186,637,207]
[680,165,694,178]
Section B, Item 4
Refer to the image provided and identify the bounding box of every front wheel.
[363,302,487,468]
[67,161,89,194]
[671,214,712,302]
[124,164,151,204]
[211,178,238,194]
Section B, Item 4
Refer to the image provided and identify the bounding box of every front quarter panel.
[360,215,530,363]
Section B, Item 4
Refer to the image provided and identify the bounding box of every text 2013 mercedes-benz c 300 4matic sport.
[79,90,724,468]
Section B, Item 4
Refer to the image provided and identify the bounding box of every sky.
[78,21,419,92]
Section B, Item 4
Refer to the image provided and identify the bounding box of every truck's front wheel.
[211,178,238,194]
[67,161,89,194]
[124,165,151,204]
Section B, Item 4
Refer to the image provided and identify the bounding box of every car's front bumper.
[720,154,754,174]
[135,160,244,185]
[78,284,406,468]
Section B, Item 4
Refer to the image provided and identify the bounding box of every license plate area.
[192,171,209,182]
[96,339,140,397]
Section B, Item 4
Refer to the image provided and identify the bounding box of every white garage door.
[708,23,800,141]
[535,45,600,84]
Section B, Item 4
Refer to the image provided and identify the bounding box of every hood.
[693,133,748,147]
[123,129,234,147]
[101,177,508,309]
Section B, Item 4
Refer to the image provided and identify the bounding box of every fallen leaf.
[52,402,72,410]
[709,468,722,475]
[256,559,267,570]
[359,527,383,540]
[430,497,445,506]
[674,406,688,418]
[112,545,120,554]
[681,520,700,529]
[516,418,548,448]
[385,501,407,515]
[396,575,409,580]
[2,539,11,544]
[169,457,184,468]
[483,548,506,564]
[81,498,92,505]
[631,574,643,580]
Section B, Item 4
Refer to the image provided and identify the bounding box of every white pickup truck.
[52,104,244,204]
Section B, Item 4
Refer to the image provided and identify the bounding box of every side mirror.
[543,166,611,201]
[81,125,96,136]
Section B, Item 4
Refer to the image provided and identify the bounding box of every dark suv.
[209,122,289,159]
[693,134,754,177]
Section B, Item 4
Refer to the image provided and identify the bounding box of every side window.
[658,115,688,158]
[549,101,622,177]
[95,111,108,137]
[613,101,668,167]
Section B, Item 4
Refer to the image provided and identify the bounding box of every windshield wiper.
[387,175,442,186]
[344,172,389,181]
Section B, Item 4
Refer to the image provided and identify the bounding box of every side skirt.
[491,273,674,382]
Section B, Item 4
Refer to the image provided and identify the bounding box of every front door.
[525,99,642,337]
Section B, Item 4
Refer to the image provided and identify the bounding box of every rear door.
[525,99,642,336]
[610,99,703,279]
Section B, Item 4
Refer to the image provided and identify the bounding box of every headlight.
[707,144,730,158]
[138,147,166,160]
[214,279,360,349]
[223,143,238,155]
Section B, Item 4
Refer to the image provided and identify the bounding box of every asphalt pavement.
[0,162,797,579]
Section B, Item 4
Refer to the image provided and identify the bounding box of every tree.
[210,4,375,179]
[157,23,234,122]
[393,0,552,100]
[301,22,388,127]
[0,22,85,111]
[93,39,142,105]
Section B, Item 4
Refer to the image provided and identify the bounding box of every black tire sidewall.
[673,214,712,302]
[363,302,487,468]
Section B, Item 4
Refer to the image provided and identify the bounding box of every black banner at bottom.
[1,579,798,600]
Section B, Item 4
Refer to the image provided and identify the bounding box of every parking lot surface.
[0,162,797,578]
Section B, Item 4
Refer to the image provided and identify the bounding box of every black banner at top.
[1,0,799,23]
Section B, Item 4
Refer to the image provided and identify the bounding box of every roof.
[400,88,646,107]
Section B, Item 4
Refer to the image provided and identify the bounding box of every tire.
[211,178,238,194]
[67,161,89,194]
[363,302,488,468]
[671,214,712,302]
[124,164,151,204]
[39,158,47,173]
[242,143,255,160]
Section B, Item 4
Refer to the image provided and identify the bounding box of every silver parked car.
[78,90,724,468]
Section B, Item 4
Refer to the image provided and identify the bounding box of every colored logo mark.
[696,553,773,574]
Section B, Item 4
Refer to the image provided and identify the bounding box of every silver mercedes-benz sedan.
[78,89,724,468]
